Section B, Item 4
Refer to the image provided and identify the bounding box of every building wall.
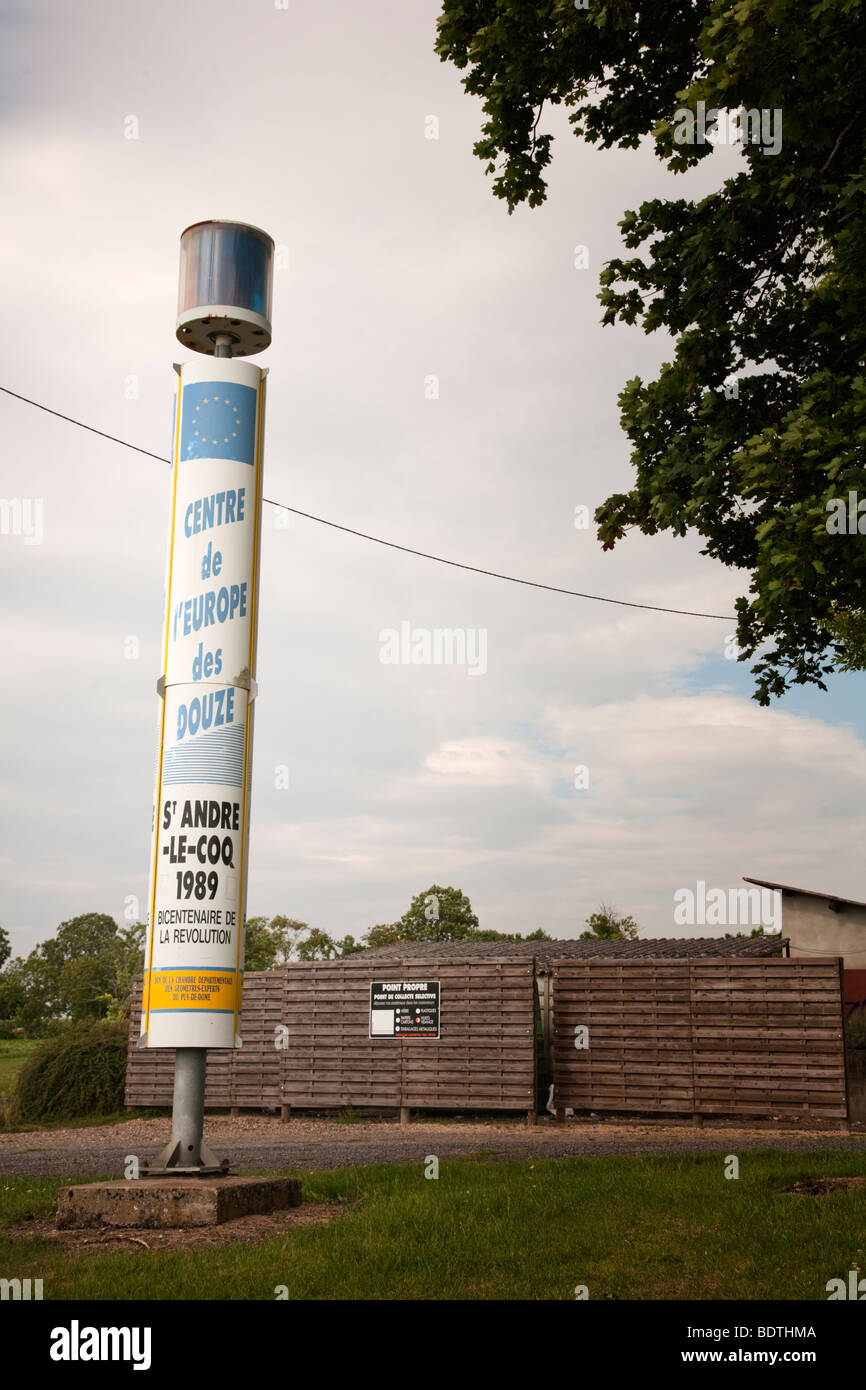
[782,893,866,973]
[845,969,866,1017]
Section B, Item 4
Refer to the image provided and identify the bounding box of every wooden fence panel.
[282,961,402,1108]
[553,960,694,1114]
[281,957,536,1111]
[552,958,847,1120]
[689,958,847,1119]
[226,971,285,1107]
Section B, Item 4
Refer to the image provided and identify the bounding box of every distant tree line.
[244,885,554,968]
[0,889,648,1034]
[0,914,145,1035]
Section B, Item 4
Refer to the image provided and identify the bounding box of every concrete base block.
[56,1176,302,1230]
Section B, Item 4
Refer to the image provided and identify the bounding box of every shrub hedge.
[12,1020,128,1122]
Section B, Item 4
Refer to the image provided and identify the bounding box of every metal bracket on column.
[139,1048,232,1177]
[233,669,258,702]
[141,1139,228,1178]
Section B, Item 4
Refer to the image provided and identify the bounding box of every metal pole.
[149,1048,222,1174]
[170,1049,206,1162]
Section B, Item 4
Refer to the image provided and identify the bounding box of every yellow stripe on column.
[148,970,239,1012]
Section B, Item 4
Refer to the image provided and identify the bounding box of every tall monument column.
[142,220,273,1173]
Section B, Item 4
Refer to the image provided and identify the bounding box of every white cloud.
[422,737,551,790]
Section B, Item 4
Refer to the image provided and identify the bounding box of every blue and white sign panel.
[143,357,265,1049]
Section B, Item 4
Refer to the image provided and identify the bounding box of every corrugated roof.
[356,935,786,963]
[743,877,866,912]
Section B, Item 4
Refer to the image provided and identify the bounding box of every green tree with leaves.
[91,922,146,1021]
[41,913,141,1020]
[398,885,480,942]
[243,916,308,970]
[0,957,36,1030]
[243,917,363,966]
[0,924,10,972]
[362,922,405,949]
[437,0,866,702]
[723,925,780,938]
[296,926,341,961]
[0,914,145,1029]
[361,900,551,948]
[580,903,639,940]
[334,934,364,956]
[473,927,553,941]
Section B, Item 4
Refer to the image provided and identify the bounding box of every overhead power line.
[0,385,169,462]
[0,384,736,621]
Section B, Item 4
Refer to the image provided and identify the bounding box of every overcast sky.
[1,0,864,958]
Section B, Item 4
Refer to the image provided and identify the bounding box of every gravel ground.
[1,1112,865,1178]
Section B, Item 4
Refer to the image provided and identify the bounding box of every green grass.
[1,1151,865,1300]
[0,1039,39,1095]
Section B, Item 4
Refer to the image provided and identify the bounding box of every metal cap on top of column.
[141,221,273,1175]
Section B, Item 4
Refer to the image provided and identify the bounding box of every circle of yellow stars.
[192,396,240,446]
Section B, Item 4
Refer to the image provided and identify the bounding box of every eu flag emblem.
[180,382,257,464]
